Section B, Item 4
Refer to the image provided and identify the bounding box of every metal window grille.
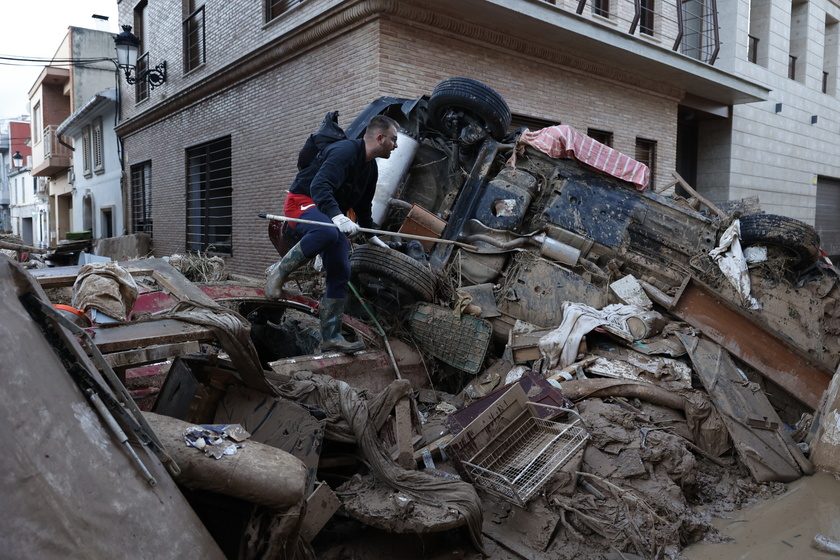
[136,53,150,101]
[186,137,232,254]
[509,114,559,133]
[593,0,610,18]
[130,161,153,236]
[82,126,92,177]
[640,0,655,35]
[748,35,759,63]
[134,2,150,102]
[635,138,656,190]
[266,0,301,22]
[92,118,104,173]
[183,5,205,73]
[587,128,614,147]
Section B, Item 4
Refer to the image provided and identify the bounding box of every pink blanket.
[516,125,649,190]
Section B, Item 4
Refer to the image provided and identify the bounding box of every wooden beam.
[669,276,832,409]
[103,341,202,369]
[91,319,215,353]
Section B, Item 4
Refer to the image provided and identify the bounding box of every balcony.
[563,0,720,64]
[31,125,73,177]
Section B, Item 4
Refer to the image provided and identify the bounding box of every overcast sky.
[0,0,120,119]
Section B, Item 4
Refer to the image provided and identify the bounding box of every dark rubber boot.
[320,297,364,354]
[265,242,309,298]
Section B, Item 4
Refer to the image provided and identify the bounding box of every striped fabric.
[516,125,650,190]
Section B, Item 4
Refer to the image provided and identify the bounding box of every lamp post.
[11,151,23,169]
[114,25,167,89]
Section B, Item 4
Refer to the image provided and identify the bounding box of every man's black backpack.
[296,111,347,171]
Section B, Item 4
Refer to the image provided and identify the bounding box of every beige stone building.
[116,0,778,276]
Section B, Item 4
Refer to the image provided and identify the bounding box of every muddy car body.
[348,79,721,322]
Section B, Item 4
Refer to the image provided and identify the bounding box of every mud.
[683,471,840,559]
[311,394,795,560]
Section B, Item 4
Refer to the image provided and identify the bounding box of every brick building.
[116,0,774,276]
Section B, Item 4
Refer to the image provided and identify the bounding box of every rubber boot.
[265,242,309,298]
[320,297,364,353]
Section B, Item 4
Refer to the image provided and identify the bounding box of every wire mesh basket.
[461,404,589,506]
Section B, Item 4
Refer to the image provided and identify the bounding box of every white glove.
[369,235,388,248]
[331,214,360,237]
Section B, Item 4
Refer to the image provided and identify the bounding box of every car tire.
[427,77,512,141]
[739,213,821,269]
[350,245,437,302]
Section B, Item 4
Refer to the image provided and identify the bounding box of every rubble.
[6,78,840,560]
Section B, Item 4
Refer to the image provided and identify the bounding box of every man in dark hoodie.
[266,114,399,353]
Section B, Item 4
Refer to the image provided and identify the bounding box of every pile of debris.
[6,78,840,560]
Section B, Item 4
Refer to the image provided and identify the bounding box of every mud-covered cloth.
[274,371,487,555]
[539,302,647,370]
[72,261,138,321]
[142,299,276,396]
[709,219,759,309]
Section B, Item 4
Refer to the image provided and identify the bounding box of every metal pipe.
[258,213,478,251]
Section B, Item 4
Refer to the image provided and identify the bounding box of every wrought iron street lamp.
[114,25,167,89]
[11,151,23,169]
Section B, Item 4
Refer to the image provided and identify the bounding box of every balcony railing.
[43,125,73,160]
[556,0,720,64]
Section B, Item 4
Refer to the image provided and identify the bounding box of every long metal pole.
[258,213,477,251]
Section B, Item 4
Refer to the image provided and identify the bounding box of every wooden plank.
[678,333,813,482]
[670,171,727,218]
[91,319,215,353]
[103,341,201,369]
[30,264,155,288]
[669,276,832,409]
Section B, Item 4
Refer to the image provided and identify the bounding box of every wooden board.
[678,333,813,482]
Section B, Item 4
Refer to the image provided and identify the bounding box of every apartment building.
[55,88,124,240]
[0,118,45,245]
[27,26,118,246]
[710,0,840,255]
[115,0,772,277]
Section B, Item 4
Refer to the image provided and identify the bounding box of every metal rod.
[86,389,157,486]
[258,213,478,251]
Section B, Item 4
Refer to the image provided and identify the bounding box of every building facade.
[56,88,124,240]
[115,0,776,277]
[709,0,840,255]
[27,26,119,246]
[0,118,46,246]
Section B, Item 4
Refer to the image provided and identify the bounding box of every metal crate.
[461,404,589,506]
